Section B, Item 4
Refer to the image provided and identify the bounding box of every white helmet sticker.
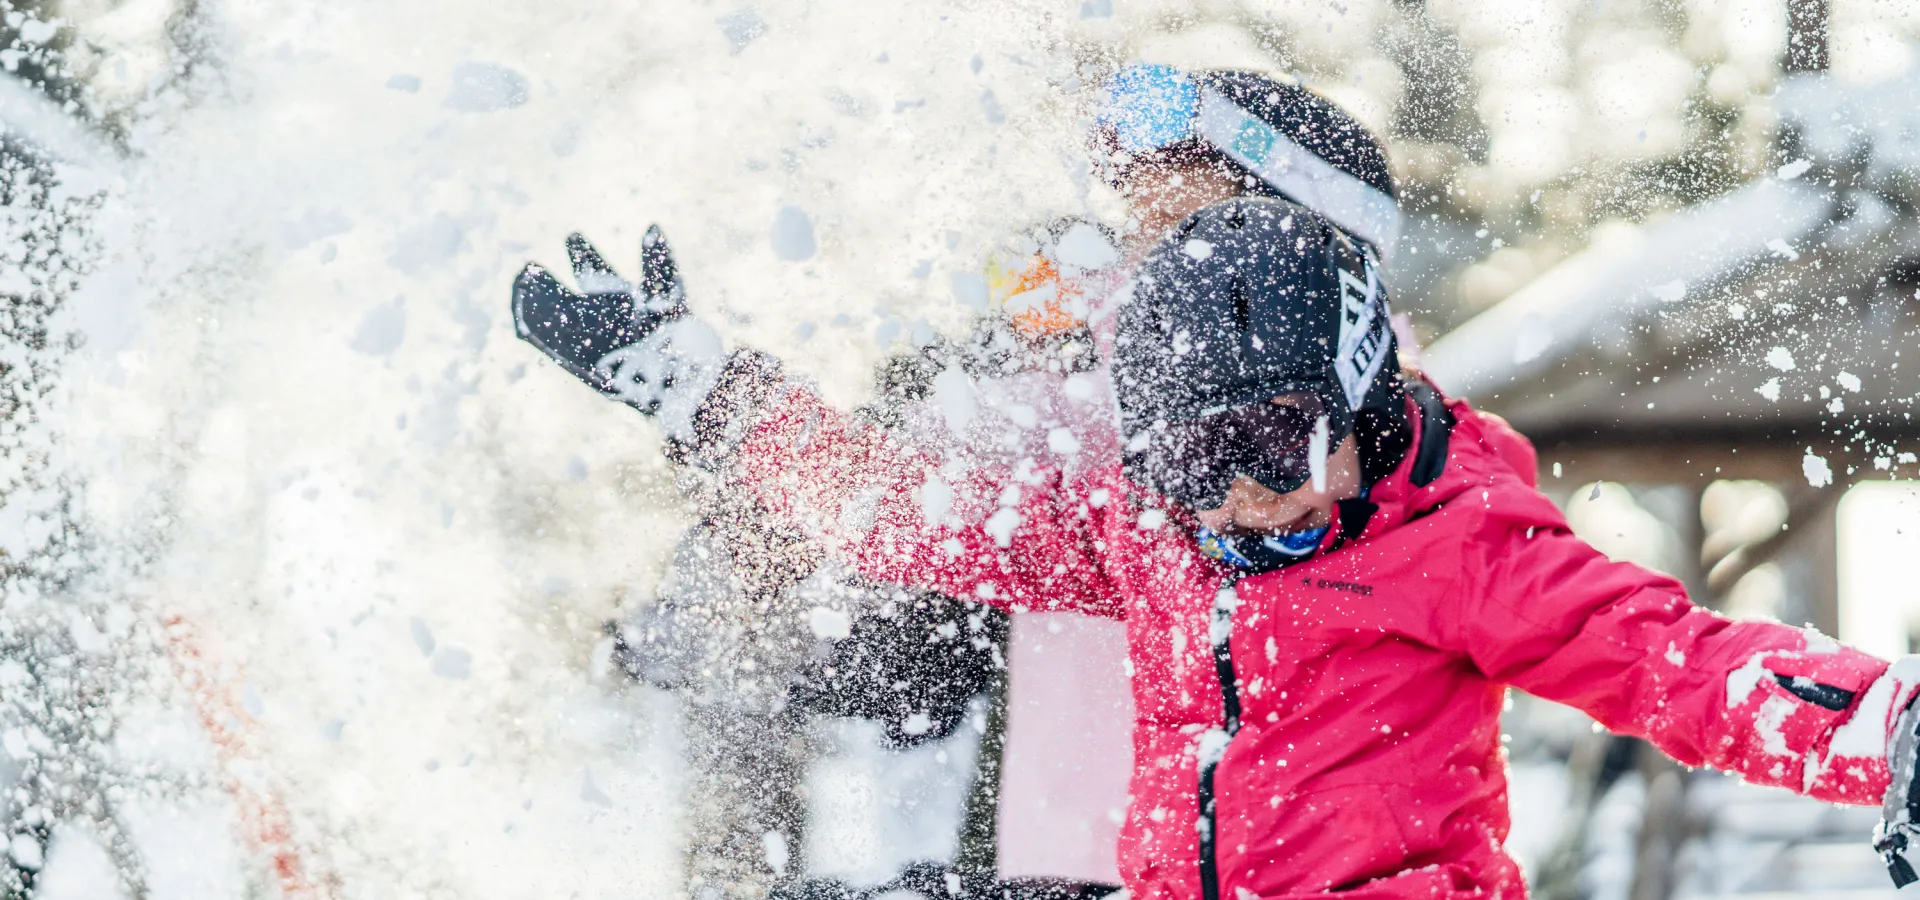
[1333,242,1392,411]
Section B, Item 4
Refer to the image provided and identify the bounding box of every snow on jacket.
[691,357,1902,900]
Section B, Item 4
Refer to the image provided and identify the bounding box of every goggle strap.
[1192,86,1403,261]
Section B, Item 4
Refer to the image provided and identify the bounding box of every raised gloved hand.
[510,226,725,440]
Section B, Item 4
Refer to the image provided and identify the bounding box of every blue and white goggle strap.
[1094,63,1403,263]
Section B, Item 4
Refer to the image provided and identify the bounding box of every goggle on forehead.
[1093,63,1402,262]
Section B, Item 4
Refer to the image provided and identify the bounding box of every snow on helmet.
[1113,197,1398,508]
[1093,63,1402,262]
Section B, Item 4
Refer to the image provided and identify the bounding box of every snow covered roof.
[1420,73,1920,480]
[1423,177,1834,401]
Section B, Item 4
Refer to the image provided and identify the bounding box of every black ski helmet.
[1113,197,1402,505]
[1094,64,1402,260]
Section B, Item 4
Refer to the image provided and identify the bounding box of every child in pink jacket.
[508,65,1920,900]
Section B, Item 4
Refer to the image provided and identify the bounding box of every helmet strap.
[1353,373,1413,486]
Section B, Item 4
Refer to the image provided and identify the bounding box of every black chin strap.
[1353,377,1413,485]
[1405,379,1455,487]
[1323,375,1454,555]
[1352,374,1454,488]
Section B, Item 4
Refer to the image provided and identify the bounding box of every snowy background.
[3,0,1920,898]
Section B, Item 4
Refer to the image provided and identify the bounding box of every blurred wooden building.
[1422,7,1920,898]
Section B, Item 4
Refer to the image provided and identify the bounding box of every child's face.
[1115,156,1247,241]
[1190,434,1362,537]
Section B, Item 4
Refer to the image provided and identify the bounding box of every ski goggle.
[1095,63,1202,158]
[1092,63,1402,260]
[1123,393,1335,512]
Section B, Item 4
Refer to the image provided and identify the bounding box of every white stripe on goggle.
[1189,86,1403,262]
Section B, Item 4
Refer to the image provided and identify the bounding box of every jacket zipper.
[1199,581,1243,900]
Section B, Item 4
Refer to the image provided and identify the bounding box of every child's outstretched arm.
[1452,487,1902,802]
[1447,481,1920,880]
[509,229,1130,619]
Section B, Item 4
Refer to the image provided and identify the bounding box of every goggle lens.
[1096,64,1199,156]
[1125,395,1330,511]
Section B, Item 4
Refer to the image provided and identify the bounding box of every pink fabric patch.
[997,612,1133,884]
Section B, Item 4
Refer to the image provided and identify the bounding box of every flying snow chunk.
[950,272,989,310]
[1765,347,1797,371]
[1197,727,1231,766]
[1838,371,1862,393]
[919,476,953,524]
[1767,239,1800,261]
[1055,222,1119,269]
[8,833,41,870]
[717,9,767,53]
[770,206,817,261]
[980,90,1006,124]
[985,508,1022,547]
[349,296,407,356]
[385,74,422,93]
[432,647,472,679]
[2,729,28,760]
[388,213,468,274]
[15,18,57,45]
[1776,159,1812,180]
[763,831,791,876]
[1756,378,1781,402]
[1047,427,1082,456]
[443,62,529,112]
[932,366,977,433]
[410,617,436,655]
[902,712,933,736]
[1184,239,1215,261]
[1649,280,1686,303]
[1803,451,1833,488]
[580,768,614,806]
[808,607,851,640]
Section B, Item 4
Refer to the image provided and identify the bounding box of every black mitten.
[511,226,724,439]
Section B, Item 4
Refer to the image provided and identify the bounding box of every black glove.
[1878,691,1920,886]
[511,226,724,439]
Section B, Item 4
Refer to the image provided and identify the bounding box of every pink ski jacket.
[699,362,1902,900]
